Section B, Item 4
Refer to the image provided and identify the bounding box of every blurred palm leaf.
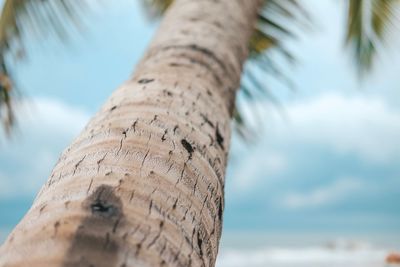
[346,0,400,74]
[236,0,310,138]
[142,0,308,138]
[0,0,306,134]
[142,0,400,135]
[0,0,88,134]
[2,0,398,135]
[142,0,173,16]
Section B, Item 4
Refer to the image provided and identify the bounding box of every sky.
[0,0,400,242]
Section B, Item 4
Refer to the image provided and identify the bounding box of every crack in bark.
[200,113,215,128]
[147,220,164,249]
[181,139,194,160]
[97,152,108,173]
[215,125,224,150]
[166,162,174,174]
[116,130,127,156]
[140,149,150,177]
[132,119,138,132]
[73,156,86,176]
[159,44,229,75]
[161,129,168,142]
[86,178,94,195]
[138,78,155,84]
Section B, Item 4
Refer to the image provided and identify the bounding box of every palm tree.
[0,0,397,266]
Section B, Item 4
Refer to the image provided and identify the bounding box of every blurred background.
[0,0,399,266]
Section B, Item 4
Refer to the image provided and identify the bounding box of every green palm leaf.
[1,0,398,134]
[346,0,400,74]
[236,0,309,137]
[142,0,174,15]
[0,0,306,134]
[142,0,311,137]
[0,0,88,134]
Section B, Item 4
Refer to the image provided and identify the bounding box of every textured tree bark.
[0,0,261,266]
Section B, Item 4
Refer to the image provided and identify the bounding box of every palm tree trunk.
[0,0,261,266]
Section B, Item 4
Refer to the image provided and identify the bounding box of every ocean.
[1,229,399,266]
[216,232,400,267]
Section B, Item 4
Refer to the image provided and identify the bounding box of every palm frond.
[0,0,89,133]
[235,0,310,139]
[346,0,400,74]
[142,0,174,17]
[142,0,310,139]
[247,0,310,88]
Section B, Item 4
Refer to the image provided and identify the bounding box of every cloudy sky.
[0,0,399,242]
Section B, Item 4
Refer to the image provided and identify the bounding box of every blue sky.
[0,0,400,241]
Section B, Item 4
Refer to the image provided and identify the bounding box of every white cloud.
[229,92,400,194]
[283,93,400,164]
[16,98,89,134]
[0,98,90,199]
[281,178,363,209]
[230,151,287,193]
